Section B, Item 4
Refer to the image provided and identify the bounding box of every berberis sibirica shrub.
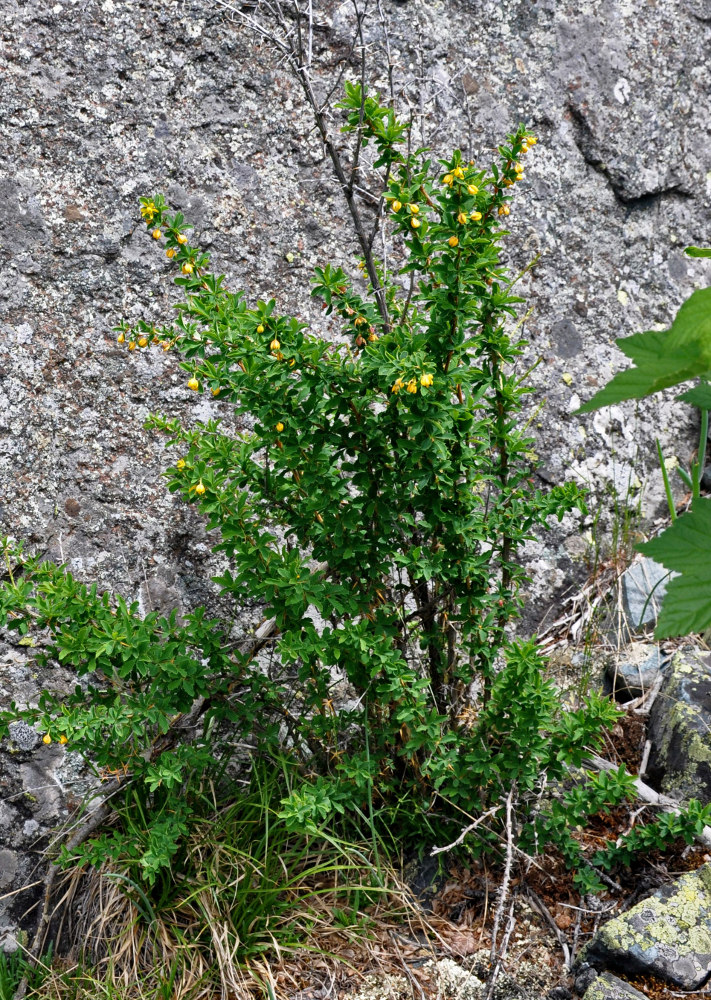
[5,87,696,894]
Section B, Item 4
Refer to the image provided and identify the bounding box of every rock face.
[584,865,711,991]
[0,0,710,625]
[647,647,711,803]
[0,644,96,952]
[1,0,711,950]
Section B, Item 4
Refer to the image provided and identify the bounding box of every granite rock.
[647,647,711,803]
[582,972,647,1000]
[584,864,711,990]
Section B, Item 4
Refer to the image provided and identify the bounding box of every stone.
[605,644,667,701]
[647,647,711,803]
[582,973,647,1000]
[584,864,711,990]
[620,558,674,631]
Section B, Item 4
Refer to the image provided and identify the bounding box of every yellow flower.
[140,201,157,221]
[498,205,510,216]
[521,142,530,153]
[270,339,281,351]
[128,340,136,351]
[138,336,148,348]
[442,174,453,186]
[59,735,68,745]
[257,324,265,333]
[467,184,478,195]
[177,233,188,245]
[368,332,378,342]
[176,459,186,470]
[406,378,418,393]
[453,166,464,179]
[448,236,459,247]
[457,212,468,225]
[182,262,194,275]
[391,199,402,213]
[166,247,177,259]
[408,203,419,214]
[117,332,125,344]
[527,135,538,145]
[420,373,434,387]
[43,734,51,745]
[503,179,514,187]
[514,162,523,173]
[288,358,296,367]
[212,387,221,396]
[392,377,404,393]
[152,229,162,240]
[195,481,206,495]
[470,211,482,221]
[276,422,284,432]
[411,218,421,229]
[188,377,199,391]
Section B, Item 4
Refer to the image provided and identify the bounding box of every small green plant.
[3,80,695,931]
[579,246,711,637]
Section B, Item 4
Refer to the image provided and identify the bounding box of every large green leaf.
[685,247,711,259]
[577,287,711,413]
[638,498,711,638]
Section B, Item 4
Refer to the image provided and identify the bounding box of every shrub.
[2,86,677,899]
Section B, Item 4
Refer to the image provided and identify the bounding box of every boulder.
[605,643,667,701]
[647,648,711,803]
[582,972,647,1000]
[584,864,711,990]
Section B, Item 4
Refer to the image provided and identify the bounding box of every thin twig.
[488,787,515,966]
[430,805,501,856]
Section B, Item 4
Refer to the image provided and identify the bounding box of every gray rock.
[582,973,647,1000]
[621,558,674,631]
[584,864,711,990]
[7,721,40,751]
[647,647,711,803]
[605,643,667,700]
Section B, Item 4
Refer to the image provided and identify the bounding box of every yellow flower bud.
[270,339,280,351]
[448,236,459,247]
[453,166,464,179]
[498,205,510,216]
[368,333,378,342]
[212,387,221,396]
[182,262,194,275]
[288,359,295,367]
[177,233,188,245]
[392,377,404,394]
[408,203,419,214]
[59,735,68,745]
[457,212,468,225]
[442,174,453,186]
[195,481,206,495]
[137,336,148,348]
[406,378,418,393]
[257,324,265,333]
[514,162,523,173]
[470,211,482,221]
[152,229,162,240]
[188,377,199,391]
[411,218,421,229]
[128,340,136,351]
[166,247,177,259]
[420,373,434,388]
[467,184,479,195]
[117,332,125,344]
[43,734,51,745]
[176,459,186,470]
[276,422,284,432]
[391,200,402,213]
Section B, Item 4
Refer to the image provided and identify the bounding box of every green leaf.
[577,288,711,413]
[638,498,711,637]
[685,247,711,259]
[678,382,711,408]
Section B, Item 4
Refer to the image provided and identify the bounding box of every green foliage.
[637,499,711,637]
[577,288,711,413]
[579,246,711,637]
[1,87,669,900]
